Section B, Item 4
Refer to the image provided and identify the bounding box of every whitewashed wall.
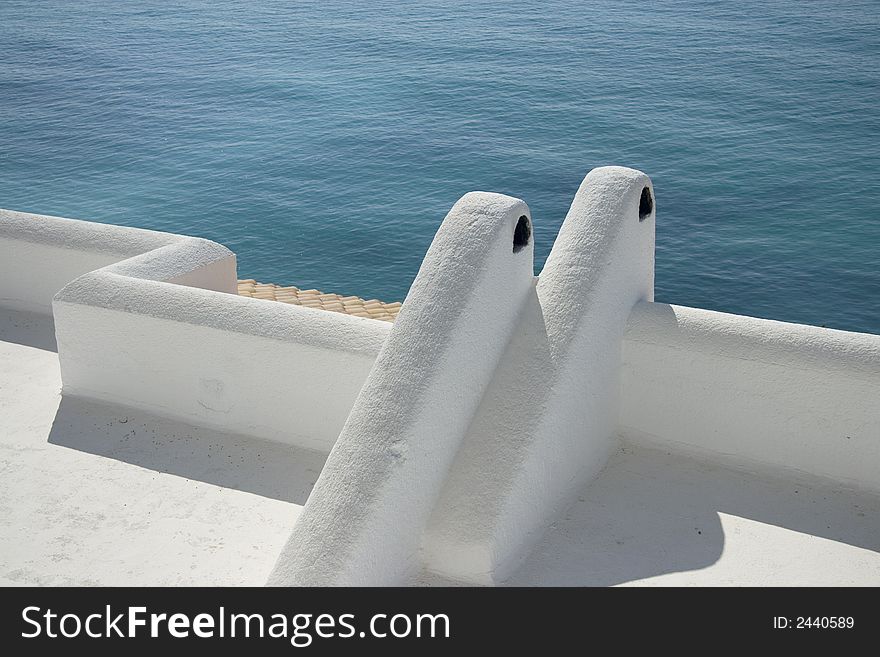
[0,209,390,452]
[621,302,880,493]
[0,209,180,314]
[54,287,389,452]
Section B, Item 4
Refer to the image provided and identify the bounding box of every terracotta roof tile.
[237,280,401,322]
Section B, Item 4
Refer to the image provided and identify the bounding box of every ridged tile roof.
[237,279,401,322]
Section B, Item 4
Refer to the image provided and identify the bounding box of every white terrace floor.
[0,310,322,586]
[2,309,879,586]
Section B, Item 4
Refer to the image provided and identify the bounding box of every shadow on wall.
[504,446,880,586]
[0,310,57,352]
[425,286,554,566]
[47,396,325,505]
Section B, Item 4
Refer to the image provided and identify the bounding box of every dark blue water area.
[1,0,878,332]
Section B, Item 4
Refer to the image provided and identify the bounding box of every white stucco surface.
[424,167,655,584]
[2,165,877,588]
[55,294,387,452]
[0,208,181,315]
[269,192,537,586]
[621,302,880,492]
[505,445,880,586]
[0,208,389,452]
[0,312,318,586]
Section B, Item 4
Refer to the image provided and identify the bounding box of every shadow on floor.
[48,396,326,505]
[0,309,57,351]
[505,445,880,586]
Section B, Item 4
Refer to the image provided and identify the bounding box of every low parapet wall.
[0,209,184,315]
[0,209,389,452]
[621,302,880,493]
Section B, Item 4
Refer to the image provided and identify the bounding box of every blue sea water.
[1,0,878,333]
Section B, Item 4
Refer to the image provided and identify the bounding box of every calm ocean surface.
[2,1,878,332]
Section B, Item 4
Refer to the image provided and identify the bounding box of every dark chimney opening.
[513,215,531,253]
[639,186,653,221]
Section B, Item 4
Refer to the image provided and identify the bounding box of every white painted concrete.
[424,167,655,584]
[621,302,880,493]
[0,208,180,314]
[2,165,878,588]
[0,312,318,586]
[54,285,389,452]
[269,192,536,585]
[505,445,880,586]
[1,208,390,451]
